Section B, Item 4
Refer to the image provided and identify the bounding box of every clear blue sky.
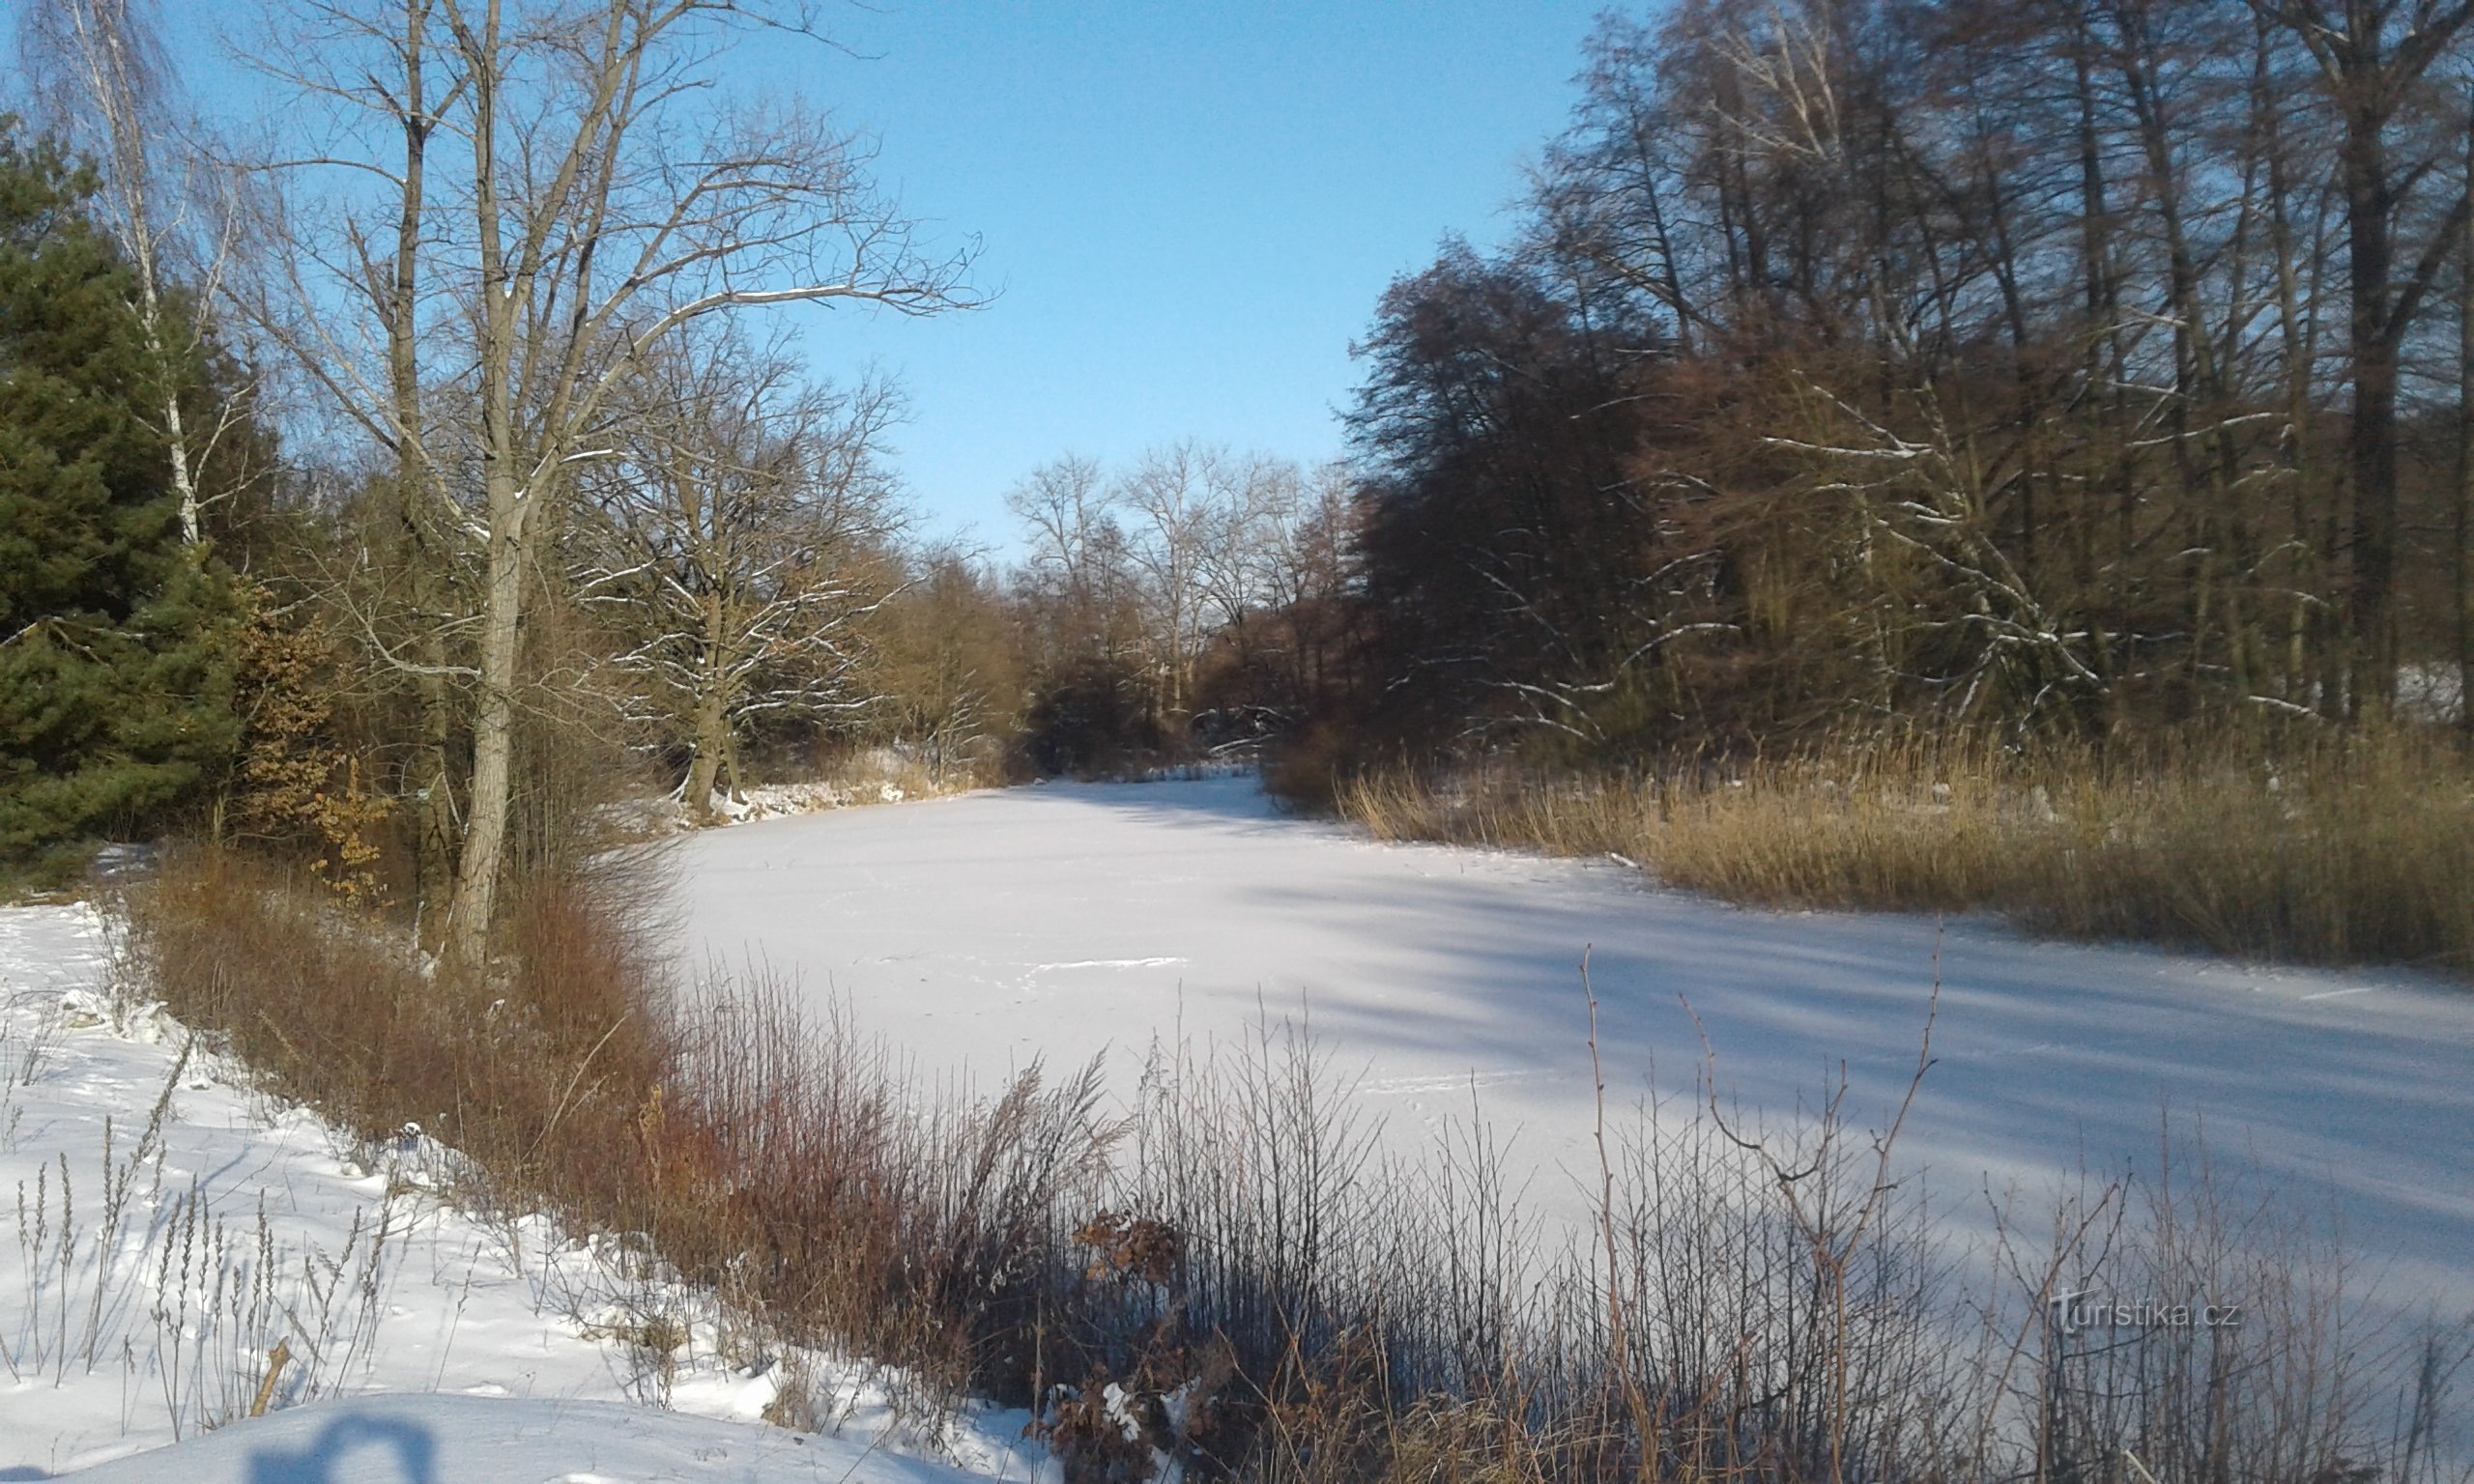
[163,2,1620,552]
[781,3,1617,552]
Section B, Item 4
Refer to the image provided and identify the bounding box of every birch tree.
[16,0,255,547]
[1007,454,1136,666]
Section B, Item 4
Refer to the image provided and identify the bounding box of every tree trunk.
[53,1,209,545]
[444,1,519,979]
[2460,96,2474,737]
[2278,0,2474,715]
[2260,9,2324,708]
[2341,100,2402,714]
[684,689,729,823]
[446,491,527,975]
[391,0,461,931]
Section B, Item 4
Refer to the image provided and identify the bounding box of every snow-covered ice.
[0,905,1052,1482]
[673,774,2474,1315]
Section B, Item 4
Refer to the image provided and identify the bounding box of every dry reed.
[1333,727,2474,978]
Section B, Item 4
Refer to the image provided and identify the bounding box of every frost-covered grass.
[1335,726,2474,977]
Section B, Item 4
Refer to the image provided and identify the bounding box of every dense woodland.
[6,0,2474,953]
[1333,0,2474,756]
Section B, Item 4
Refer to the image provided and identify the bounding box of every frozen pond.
[672,775,2474,1315]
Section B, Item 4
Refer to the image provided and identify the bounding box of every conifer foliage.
[0,120,245,874]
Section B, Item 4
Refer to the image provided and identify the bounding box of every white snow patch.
[57,1392,1005,1484]
[2399,663,2465,725]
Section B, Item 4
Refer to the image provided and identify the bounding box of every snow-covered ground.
[59,1394,984,1484]
[0,905,1052,1482]
[673,774,2474,1317]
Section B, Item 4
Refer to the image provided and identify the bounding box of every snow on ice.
[674,774,2474,1317]
[7,772,2469,1476]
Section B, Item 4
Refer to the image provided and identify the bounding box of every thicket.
[1336,724,2474,977]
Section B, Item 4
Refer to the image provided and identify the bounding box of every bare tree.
[1185,451,1344,717]
[1535,14,1704,356]
[1009,446,1355,742]
[252,0,973,970]
[2458,77,2474,735]
[239,0,472,911]
[1194,453,1296,652]
[1258,461,1358,710]
[1006,453,1136,665]
[1118,440,1226,725]
[576,327,905,822]
[2250,0,2474,712]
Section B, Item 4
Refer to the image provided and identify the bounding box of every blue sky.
[162,2,1617,552]
[774,3,1616,552]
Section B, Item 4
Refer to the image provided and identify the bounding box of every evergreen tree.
[0,119,244,872]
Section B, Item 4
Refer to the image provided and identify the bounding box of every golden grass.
[1336,727,2474,978]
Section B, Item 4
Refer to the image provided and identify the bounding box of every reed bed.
[1333,728,2474,978]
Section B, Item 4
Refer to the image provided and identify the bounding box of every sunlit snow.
[675,774,2474,1315]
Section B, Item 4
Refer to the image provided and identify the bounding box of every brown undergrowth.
[1323,726,2474,979]
[120,850,2469,1481]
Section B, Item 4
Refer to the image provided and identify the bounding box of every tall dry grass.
[116,851,2469,1481]
[118,850,1111,1415]
[1333,727,2474,978]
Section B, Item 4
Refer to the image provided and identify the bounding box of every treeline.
[994,0,2474,776]
[998,445,1352,774]
[1314,0,2474,761]
[14,0,2474,925]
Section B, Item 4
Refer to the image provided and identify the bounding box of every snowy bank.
[0,904,1052,1483]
